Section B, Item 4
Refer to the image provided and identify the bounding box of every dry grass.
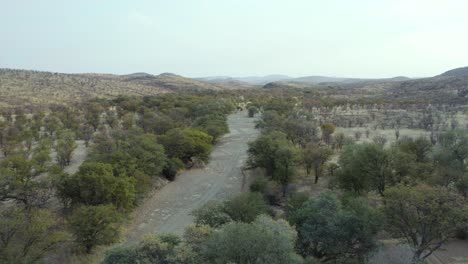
[0,69,227,109]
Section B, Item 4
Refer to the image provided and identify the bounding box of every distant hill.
[199,74,291,85]
[263,75,412,89]
[439,66,468,77]
[123,72,224,91]
[0,69,227,109]
[291,76,352,83]
[384,67,468,102]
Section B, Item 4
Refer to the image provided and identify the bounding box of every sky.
[1,0,468,78]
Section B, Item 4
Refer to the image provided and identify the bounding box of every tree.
[337,143,392,195]
[55,129,77,168]
[162,158,184,181]
[89,131,167,178]
[183,224,213,252]
[397,136,432,163]
[272,144,297,193]
[321,123,335,145]
[247,131,297,190]
[193,114,229,142]
[79,124,94,147]
[55,162,136,210]
[283,118,318,147]
[192,202,232,228]
[85,102,103,131]
[290,192,381,262]
[193,192,269,227]
[247,106,258,117]
[0,208,69,263]
[159,128,213,164]
[433,130,468,187]
[43,115,63,137]
[202,215,301,264]
[69,204,122,253]
[383,184,467,263]
[301,143,333,184]
[223,192,269,223]
[105,111,119,129]
[103,247,139,264]
[0,154,52,207]
[334,132,345,150]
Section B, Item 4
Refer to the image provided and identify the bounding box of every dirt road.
[123,111,259,245]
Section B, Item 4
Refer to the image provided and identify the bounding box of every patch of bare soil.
[426,240,468,264]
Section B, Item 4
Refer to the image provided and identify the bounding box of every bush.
[263,180,283,205]
[223,192,269,223]
[162,158,184,181]
[248,106,258,117]
[192,192,269,227]
[183,224,213,251]
[159,128,213,164]
[137,234,180,263]
[56,162,136,210]
[192,202,232,228]
[291,192,381,262]
[202,215,302,264]
[69,205,122,253]
[103,247,139,264]
[250,177,268,193]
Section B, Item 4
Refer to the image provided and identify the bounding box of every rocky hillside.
[0,69,225,109]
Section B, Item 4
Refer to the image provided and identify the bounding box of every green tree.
[69,204,122,253]
[85,102,104,131]
[223,192,269,223]
[0,208,69,264]
[202,215,301,264]
[89,130,167,180]
[397,136,432,163]
[0,154,51,207]
[247,106,258,118]
[136,234,181,264]
[247,131,297,190]
[337,143,392,195]
[193,192,268,227]
[80,124,94,147]
[301,143,333,184]
[290,192,381,262]
[321,123,335,145]
[334,132,346,150]
[433,130,468,188]
[43,115,63,137]
[183,224,213,252]
[383,184,468,263]
[192,202,232,228]
[103,247,139,264]
[55,162,136,209]
[193,114,229,142]
[55,129,77,168]
[283,118,318,147]
[159,128,213,164]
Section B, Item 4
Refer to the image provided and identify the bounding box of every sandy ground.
[123,111,259,245]
[426,240,468,264]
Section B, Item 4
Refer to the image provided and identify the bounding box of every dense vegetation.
[0,75,467,263]
[0,92,235,262]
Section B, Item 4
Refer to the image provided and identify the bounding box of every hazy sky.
[1,0,468,78]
